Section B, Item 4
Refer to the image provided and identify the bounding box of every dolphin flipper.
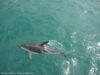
[29,52,32,60]
[40,41,49,46]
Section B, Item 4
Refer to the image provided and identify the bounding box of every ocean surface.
[0,0,100,75]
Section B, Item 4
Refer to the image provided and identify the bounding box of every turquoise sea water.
[0,0,100,75]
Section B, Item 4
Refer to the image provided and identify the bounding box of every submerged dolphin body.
[18,41,66,59]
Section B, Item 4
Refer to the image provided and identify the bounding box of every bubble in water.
[80,10,88,16]
[97,42,100,46]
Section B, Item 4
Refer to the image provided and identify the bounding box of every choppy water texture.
[0,0,100,75]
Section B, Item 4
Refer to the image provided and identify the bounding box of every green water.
[0,0,100,75]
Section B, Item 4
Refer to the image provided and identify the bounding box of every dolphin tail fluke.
[60,52,67,58]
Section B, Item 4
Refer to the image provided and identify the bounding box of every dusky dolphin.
[18,41,66,59]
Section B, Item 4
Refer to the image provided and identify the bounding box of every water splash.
[61,58,78,75]
[47,40,66,51]
[89,67,98,75]
[86,41,100,75]
[88,56,99,75]
[62,60,70,75]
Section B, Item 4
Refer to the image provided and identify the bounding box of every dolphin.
[18,41,66,59]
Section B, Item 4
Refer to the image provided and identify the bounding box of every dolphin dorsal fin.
[40,41,49,46]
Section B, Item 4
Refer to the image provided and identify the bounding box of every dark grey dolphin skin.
[18,41,66,59]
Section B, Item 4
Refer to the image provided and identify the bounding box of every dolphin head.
[18,43,44,53]
[18,43,35,51]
